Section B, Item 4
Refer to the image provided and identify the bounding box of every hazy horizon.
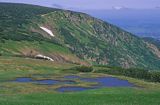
[0,0,160,10]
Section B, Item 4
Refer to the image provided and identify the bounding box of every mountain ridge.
[0,3,160,70]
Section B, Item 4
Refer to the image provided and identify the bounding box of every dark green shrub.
[123,68,149,79]
[74,66,93,72]
[95,66,160,83]
[1,39,5,43]
[149,71,160,82]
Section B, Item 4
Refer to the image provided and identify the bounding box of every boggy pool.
[13,75,135,92]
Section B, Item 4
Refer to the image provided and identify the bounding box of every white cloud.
[112,6,129,10]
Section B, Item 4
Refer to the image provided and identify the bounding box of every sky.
[0,0,160,10]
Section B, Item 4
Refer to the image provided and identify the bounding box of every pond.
[13,77,75,85]
[57,76,135,92]
[14,77,32,82]
[64,75,134,87]
[12,75,135,92]
[81,77,134,87]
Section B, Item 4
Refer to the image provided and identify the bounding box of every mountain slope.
[0,3,160,70]
[143,37,160,49]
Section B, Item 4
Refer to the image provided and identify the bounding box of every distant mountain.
[0,3,160,69]
[83,9,160,39]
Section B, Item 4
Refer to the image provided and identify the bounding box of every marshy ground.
[0,56,160,105]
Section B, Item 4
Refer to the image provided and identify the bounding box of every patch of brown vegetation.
[19,48,39,57]
[146,42,160,58]
[49,53,89,66]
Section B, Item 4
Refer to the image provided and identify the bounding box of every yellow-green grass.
[0,40,87,65]
[0,56,76,81]
[0,40,71,55]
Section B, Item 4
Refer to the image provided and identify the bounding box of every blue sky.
[0,0,160,10]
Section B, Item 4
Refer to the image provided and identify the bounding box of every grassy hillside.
[0,3,57,41]
[0,40,87,65]
[0,3,160,69]
[31,11,160,69]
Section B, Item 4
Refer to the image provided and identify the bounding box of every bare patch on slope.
[146,42,160,58]
[40,26,55,37]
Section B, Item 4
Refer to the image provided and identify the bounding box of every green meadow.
[0,56,160,105]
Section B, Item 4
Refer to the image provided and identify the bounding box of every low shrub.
[74,66,93,72]
[149,71,160,82]
[95,66,160,83]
